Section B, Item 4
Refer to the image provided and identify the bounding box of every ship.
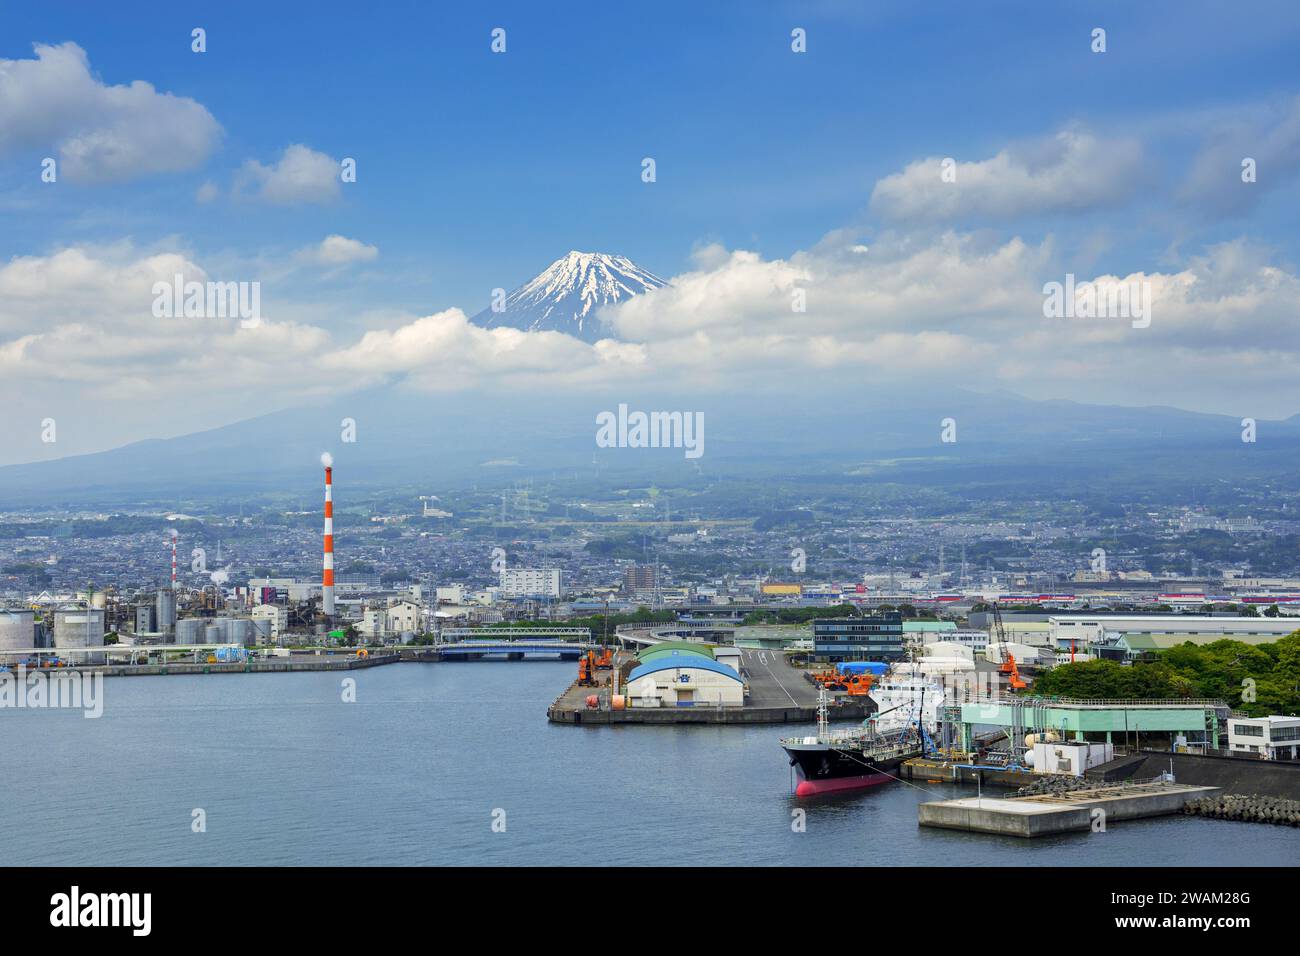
[867,666,948,734]
[781,674,937,797]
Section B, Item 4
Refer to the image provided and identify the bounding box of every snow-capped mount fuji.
[471,251,667,342]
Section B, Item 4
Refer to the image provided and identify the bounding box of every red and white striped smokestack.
[321,453,335,617]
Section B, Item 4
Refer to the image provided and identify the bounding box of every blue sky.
[2,0,1300,462]
[5,0,1298,304]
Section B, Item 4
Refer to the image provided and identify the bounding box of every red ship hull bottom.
[795,772,896,797]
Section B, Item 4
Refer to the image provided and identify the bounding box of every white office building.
[1227,716,1300,760]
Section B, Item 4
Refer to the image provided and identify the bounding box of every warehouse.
[625,647,743,708]
[1050,614,1298,652]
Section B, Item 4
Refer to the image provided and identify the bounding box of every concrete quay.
[918,780,1221,838]
[547,645,874,725]
[547,697,872,725]
[901,757,1039,789]
[47,653,399,677]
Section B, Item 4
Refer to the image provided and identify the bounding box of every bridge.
[430,627,595,660]
[434,641,594,659]
[616,621,736,649]
[438,627,591,642]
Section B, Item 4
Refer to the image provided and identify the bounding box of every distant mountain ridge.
[471,250,667,342]
[3,383,1299,506]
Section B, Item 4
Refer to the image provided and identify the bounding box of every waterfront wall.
[56,654,398,677]
[547,703,873,725]
[1119,750,1300,799]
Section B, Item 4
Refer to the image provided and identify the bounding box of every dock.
[46,653,399,677]
[547,646,874,725]
[902,757,1039,789]
[918,779,1221,837]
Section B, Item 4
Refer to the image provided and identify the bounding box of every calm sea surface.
[4,661,1297,866]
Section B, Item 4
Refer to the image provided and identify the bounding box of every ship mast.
[816,683,829,739]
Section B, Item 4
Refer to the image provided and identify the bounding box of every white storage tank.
[174,618,206,644]
[0,609,36,660]
[156,589,177,631]
[221,618,254,646]
[52,608,106,663]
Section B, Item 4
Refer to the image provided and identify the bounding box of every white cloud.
[296,235,378,268]
[4,234,1300,459]
[0,42,221,183]
[196,181,219,203]
[235,144,341,205]
[871,129,1144,222]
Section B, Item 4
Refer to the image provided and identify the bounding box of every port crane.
[990,604,1028,691]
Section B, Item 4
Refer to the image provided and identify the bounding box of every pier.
[918,778,1221,837]
[547,645,875,725]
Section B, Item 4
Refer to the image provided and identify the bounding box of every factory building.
[361,599,423,641]
[626,645,743,708]
[1051,614,1298,652]
[251,604,287,641]
[1113,631,1292,660]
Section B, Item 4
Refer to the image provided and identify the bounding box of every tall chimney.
[322,456,335,618]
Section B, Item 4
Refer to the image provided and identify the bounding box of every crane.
[990,603,1027,691]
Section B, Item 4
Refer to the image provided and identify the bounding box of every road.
[738,648,817,708]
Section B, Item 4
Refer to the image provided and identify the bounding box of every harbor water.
[3,662,1298,866]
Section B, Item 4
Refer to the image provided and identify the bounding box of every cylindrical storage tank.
[78,590,107,610]
[0,609,36,660]
[223,619,253,646]
[204,624,222,643]
[174,618,206,644]
[249,618,272,644]
[156,590,177,631]
[53,609,106,663]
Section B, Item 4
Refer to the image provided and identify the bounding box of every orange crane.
[577,650,598,687]
[991,604,1028,691]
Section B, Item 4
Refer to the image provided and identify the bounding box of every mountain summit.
[471,251,667,342]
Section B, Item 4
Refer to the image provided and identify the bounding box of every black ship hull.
[784,743,916,796]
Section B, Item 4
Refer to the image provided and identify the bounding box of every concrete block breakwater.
[1183,793,1300,827]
